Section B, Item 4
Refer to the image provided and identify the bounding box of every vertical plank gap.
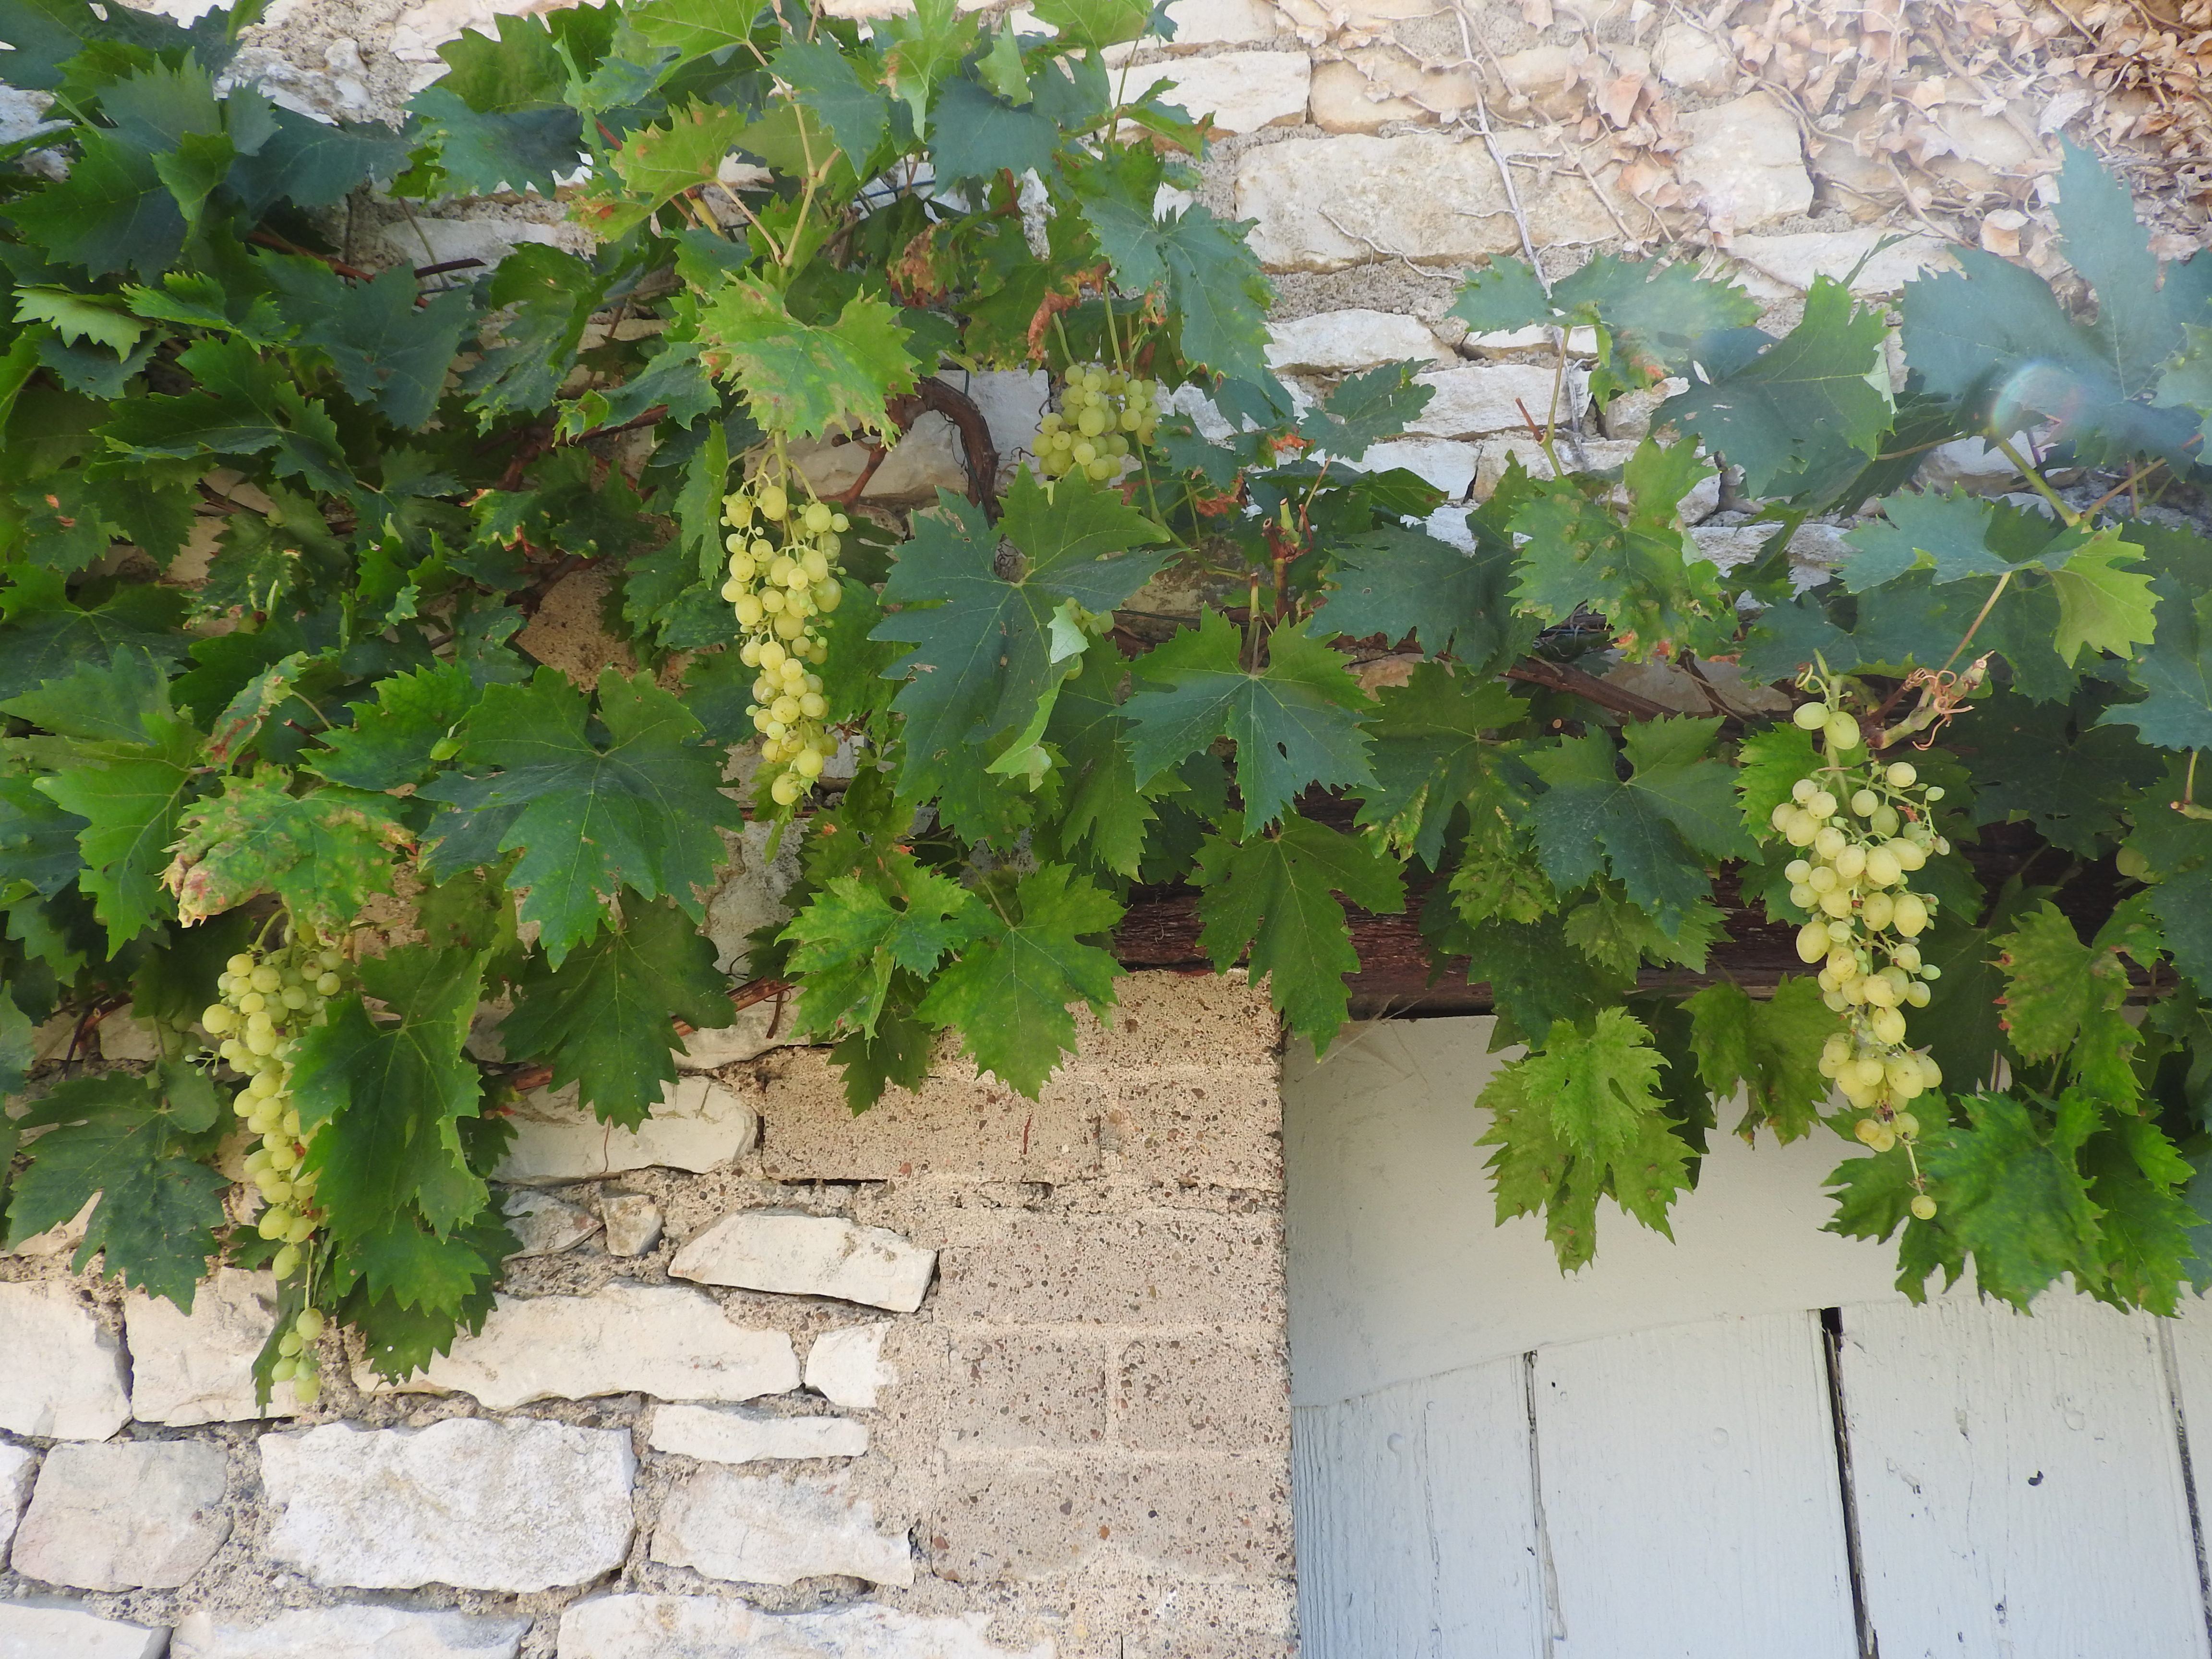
[1522,1350,1567,1645]
[2157,1318,2212,1654]
[1819,1307,1880,1659]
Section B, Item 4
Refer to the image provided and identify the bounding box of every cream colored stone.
[1922,437,2024,493]
[675,1000,801,1070]
[1463,325,1599,356]
[1307,59,1422,133]
[0,1281,130,1440]
[791,412,969,506]
[261,1419,636,1592]
[501,1189,601,1259]
[556,1595,1052,1659]
[0,1442,36,1554]
[1337,438,1478,498]
[1408,363,1575,438]
[367,216,580,272]
[1725,229,1955,299]
[372,1286,799,1408]
[1651,20,1731,94]
[1161,0,1282,45]
[805,1324,898,1410]
[672,1211,937,1313]
[124,1268,291,1427]
[495,1074,758,1182]
[3,1192,96,1259]
[1266,309,1452,374]
[1135,51,1310,134]
[704,817,801,976]
[651,1469,914,1587]
[1678,92,1813,229]
[12,1441,231,1591]
[600,1191,665,1257]
[171,1605,531,1659]
[0,1603,167,1659]
[649,1404,869,1463]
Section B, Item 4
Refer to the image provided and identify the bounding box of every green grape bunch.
[1033,363,1160,482]
[1768,683,1953,1221]
[720,465,848,807]
[200,936,346,1405]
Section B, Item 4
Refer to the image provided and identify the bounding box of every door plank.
[1839,1295,2208,1659]
[1532,1310,1859,1659]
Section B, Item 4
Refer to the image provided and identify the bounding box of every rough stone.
[0,1442,36,1554]
[933,1212,1282,1327]
[364,216,581,272]
[0,1602,168,1659]
[12,1440,232,1591]
[1463,325,1599,356]
[373,1285,799,1409]
[599,1192,665,1257]
[501,1189,602,1259]
[671,1211,937,1313]
[1117,1336,1289,1452]
[1132,52,1309,134]
[1650,19,1732,93]
[1142,0,1282,48]
[805,1324,897,1410]
[1407,364,1577,438]
[2,1192,95,1258]
[649,1404,870,1463]
[1307,58,1424,133]
[1921,436,2024,493]
[946,1335,1109,1450]
[124,1267,290,1427]
[1235,134,1622,273]
[673,1000,800,1070]
[261,1419,636,1592]
[1339,439,1477,498]
[1264,308,1451,374]
[496,1075,758,1182]
[791,411,968,505]
[555,1595,1053,1659]
[702,818,801,976]
[171,1605,532,1659]
[651,1468,914,1587]
[1677,92,1813,229]
[1724,228,1954,299]
[0,1280,131,1440]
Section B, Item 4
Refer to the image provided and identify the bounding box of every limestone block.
[365,216,579,272]
[703,817,801,976]
[495,1074,757,1182]
[502,1189,601,1259]
[1651,20,1732,93]
[1463,325,1598,356]
[2,1192,95,1258]
[671,1211,936,1313]
[1725,228,1954,299]
[260,1419,636,1591]
[12,1441,231,1591]
[805,1324,898,1410]
[950,368,1049,480]
[1307,59,1422,133]
[0,1601,168,1659]
[651,1469,914,1587]
[1677,92,1813,229]
[673,999,801,1070]
[1340,439,1477,498]
[124,1267,291,1427]
[649,1404,869,1463]
[791,411,970,506]
[556,1595,1052,1659]
[600,1192,665,1257]
[1407,364,1575,439]
[0,1442,36,1553]
[171,1605,531,1659]
[372,1286,799,1408]
[1921,437,2023,493]
[1264,309,1452,374]
[1133,52,1309,134]
[1160,0,1281,46]
[1243,134,1630,272]
[0,1281,130,1440]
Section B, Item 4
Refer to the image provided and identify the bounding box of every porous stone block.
[0,1601,167,1659]
[651,1468,914,1587]
[171,1604,531,1658]
[1132,51,1309,133]
[933,1213,1283,1327]
[555,1595,1054,1659]
[946,1336,1110,1450]
[495,1075,757,1182]
[372,1285,799,1409]
[671,1211,937,1313]
[1117,1336,1290,1452]
[1264,309,1453,374]
[599,1192,665,1257]
[260,1419,636,1592]
[1054,972,1277,1074]
[805,1324,897,1410]
[0,1280,130,1440]
[11,1440,231,1591]
[649,1404,869,1463]
[502,1189,601,1259]
[1407,363,1575,439]
[1235,134,1622,273]
[0,1441,37,1552]
[125,1267,289,1427]
[1676,91,1813,229]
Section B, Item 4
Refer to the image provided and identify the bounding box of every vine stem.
[1993,434,2078,526]
[1937,570,2012,677]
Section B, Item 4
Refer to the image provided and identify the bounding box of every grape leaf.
[1318,524,1516,661]
[1453,253,1760,397]
[36,711,202,952]
[100,334,350,490]
[931,75,1059,183]
[459,244,611,423]
[309,661,477,791]
[1563,883,1722,974]
[264,258,475,432]
[1031,0,1155,50]
[418,668,746,966]
[1733,722,1820,838]
[2056,139,2178,393]
[1296,363,1435,464]
[161,769,409,937]
[292,946,490,1243]
[2047,527,2159,666]
[1967,693,2162,854]
[1191,817,1405,1051]
[585,102,760,237]
[697,278,916,440]
[1684,976,1835,1142]
[1995,902,2140,1106]
[502,897,737,1130]
[1838,489,2008,589]
[1122,611,1374,831]
[1042,647,1157,878]
[1082,200,1272,383]
[4,1067,227,1309]
[2080,1117,2198,1315]
[1526,717,1752,930]
[1355,662,1529,866]
[913,863,1122,1096]
[1824,1139,1960,1298]
[0,643,172,744]
[1923,1088,2104,1309]
[2101,581,2212,751]
[781,856,987,1042]
[15,286,146,356]
[0,770,85,898]
[7,128,184,278]
[772,37,892,171]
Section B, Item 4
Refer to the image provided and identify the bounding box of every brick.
[1057,974,1277,1076]
[946,1336,1111,1450]
[933,1214,1283,1328]
[1117,1337,1288,1453]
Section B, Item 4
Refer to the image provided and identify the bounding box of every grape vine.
[4,0,2212,1387]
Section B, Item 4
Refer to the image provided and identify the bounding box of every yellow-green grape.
[1793,701,1831,731]
[1910,1194,1938,1221]
[271,1356,298,1382]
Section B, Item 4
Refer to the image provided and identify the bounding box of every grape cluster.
[721,470,846,807]
[202,938,344,1404]
[1771,694,1951,1221]
[1034,364,1160,482]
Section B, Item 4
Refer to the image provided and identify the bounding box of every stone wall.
[0,974,1290,1659]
